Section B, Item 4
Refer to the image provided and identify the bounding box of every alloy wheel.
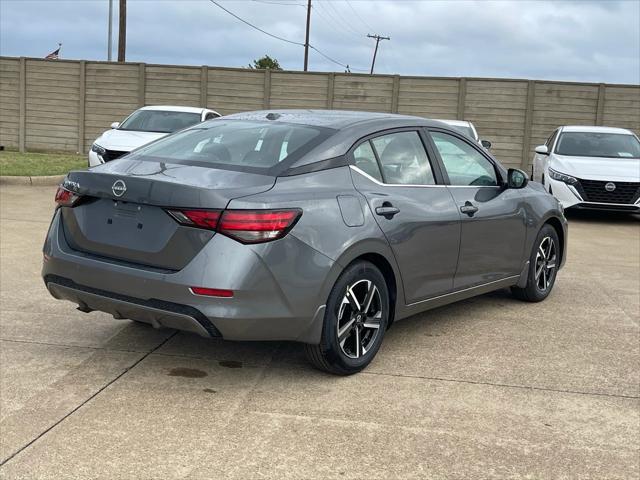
[336,279,383,359]
[535,236,557,291]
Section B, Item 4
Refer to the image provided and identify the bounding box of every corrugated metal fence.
[1,56,638,169]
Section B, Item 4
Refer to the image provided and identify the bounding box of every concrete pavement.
[0,185,638,479]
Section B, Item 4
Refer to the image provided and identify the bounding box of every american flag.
[45,45,61,60]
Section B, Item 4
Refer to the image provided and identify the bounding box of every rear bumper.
[45,275,220,337]
[42,210,333,343]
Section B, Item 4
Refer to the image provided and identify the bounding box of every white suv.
[89,106,220,167]
[532,126,640,213]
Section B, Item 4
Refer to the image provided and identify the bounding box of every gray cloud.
[1,0,638,84]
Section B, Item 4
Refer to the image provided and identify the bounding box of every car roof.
[223,109,445,130]
[139,105,208,114]
[561,125,635,135]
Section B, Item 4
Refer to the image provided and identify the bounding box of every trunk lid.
[60,158,276,270]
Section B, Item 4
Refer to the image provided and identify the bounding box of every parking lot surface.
[0,184,638,479]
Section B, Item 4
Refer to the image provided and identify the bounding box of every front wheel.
[511,224,560,302]
[304,261,389,375]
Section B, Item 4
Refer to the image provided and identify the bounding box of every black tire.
[304,260,390,375]
[511,224,560,302]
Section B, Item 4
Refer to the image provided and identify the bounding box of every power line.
[208,0,367,71]
[209,0,304,46]
[317,0,365,39]
[344,0,375,33]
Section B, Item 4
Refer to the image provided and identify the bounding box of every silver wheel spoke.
[338,317,356,342]
[354,326,361,358]
[362,283,377,315]
[346,287,361,311]
[535,260,544,280]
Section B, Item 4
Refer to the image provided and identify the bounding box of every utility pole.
[367,34,390,75]
[107,0,113,61]
[117,0,126,62]
[303,0,311,71]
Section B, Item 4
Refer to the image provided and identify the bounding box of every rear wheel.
[511,224,559,302]
[305,261,389,375]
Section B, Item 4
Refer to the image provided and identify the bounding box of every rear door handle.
[375,205,400,219]
[460,202,478,216]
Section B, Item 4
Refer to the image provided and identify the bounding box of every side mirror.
[480,139,492,149]
[111,122,120,129]
[507,168,529,189]
[534,145,549,155]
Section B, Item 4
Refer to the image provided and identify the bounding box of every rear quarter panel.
[226,166,405,320]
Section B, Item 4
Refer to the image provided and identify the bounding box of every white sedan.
[532,126,640,212]
[89,106,220,167]
[436,119,492,150]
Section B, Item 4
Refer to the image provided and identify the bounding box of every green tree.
[249,55,282,70]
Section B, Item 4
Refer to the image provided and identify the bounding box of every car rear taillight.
[190,287,234,298]
[54,186,81,207]
[165,208,301,244]
[166,209,221,230]
[218,209,302,244]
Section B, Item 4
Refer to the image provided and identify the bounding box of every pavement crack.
[362,371,640,400]
[0,337,146,354]
[0,331,179,467]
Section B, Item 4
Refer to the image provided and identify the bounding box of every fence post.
[263,69,271,109]
[326,73,335,109]
[596,83,605,126]
[200,66,208,107]
[18,57,26,153]
[457,78,466,120]
[138,63,146,107]
[391,75,400,113]
[520,80,536,170]
[78,60,86,154]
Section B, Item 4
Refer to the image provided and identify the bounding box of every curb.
[0,175,65,186]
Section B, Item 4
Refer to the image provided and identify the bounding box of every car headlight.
[548,167,577,185]
[91,143,106,156]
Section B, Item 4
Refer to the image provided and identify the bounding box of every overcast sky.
[1,0,638,84]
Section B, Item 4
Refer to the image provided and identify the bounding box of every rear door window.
[369,131,436,185]
[352,141,383,182]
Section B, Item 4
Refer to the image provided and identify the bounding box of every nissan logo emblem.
[112,179,127,197]
[604,182,616,192]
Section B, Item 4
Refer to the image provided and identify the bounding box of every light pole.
[107,0,113,61]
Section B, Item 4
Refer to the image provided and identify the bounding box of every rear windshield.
[127,120,331,172]
[555,132,640,158]
[119,110,201,133]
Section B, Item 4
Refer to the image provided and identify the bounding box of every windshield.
[127,120,330,172]
[447,124,476,140]
[555,132,640,158]
[119,110,201,133]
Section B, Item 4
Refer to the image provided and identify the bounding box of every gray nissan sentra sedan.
[43,110,567,375]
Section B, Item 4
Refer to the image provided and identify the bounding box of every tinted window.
[352,141,383,182]
[128,120,326,170]
[370,132,435,185]
[555,132,640,158]
[119,110,201,133]
[431,131,498,186]
[204,112,219,121]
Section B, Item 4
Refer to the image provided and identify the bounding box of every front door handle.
[460,202,478,217]
[375,203,400,219]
